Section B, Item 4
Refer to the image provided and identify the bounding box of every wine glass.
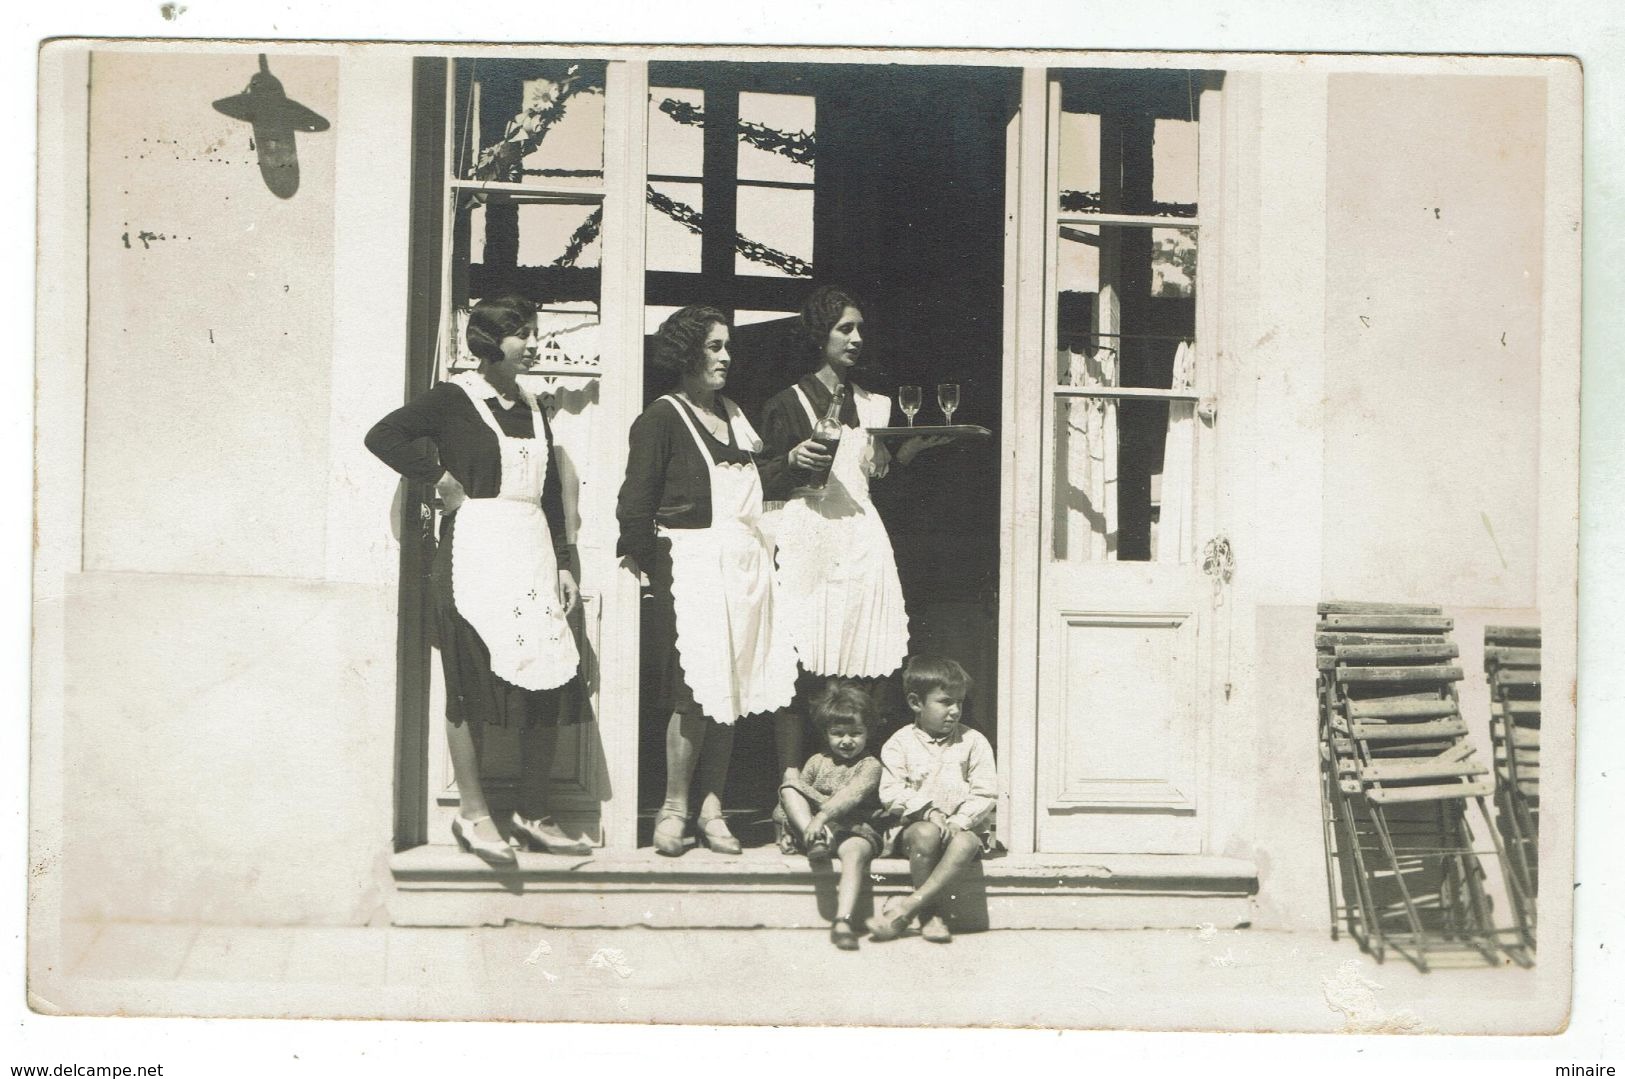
[899,385,922,427]
[937,383,960,426]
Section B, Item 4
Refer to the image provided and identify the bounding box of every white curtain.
[1156,339,1196,564]
[1058,342,1118,561]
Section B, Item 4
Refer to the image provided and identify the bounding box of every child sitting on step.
[870,655,997,943]
[778,680,890,950]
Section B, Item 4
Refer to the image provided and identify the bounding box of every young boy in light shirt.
[869,655,998,943]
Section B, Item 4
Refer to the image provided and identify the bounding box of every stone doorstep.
[388,846,1259,930]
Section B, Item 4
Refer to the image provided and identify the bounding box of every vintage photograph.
[29,39,1581,1034]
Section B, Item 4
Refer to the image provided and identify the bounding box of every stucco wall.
[63,573,396,924]
[1322,73,1545,608]
[1216,70,1556,929]
[83,52,339,579]
[55,47,412,925]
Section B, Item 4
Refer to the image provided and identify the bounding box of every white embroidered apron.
[448,374,579,692]
[763,384,909,677]
[661,395,798,724]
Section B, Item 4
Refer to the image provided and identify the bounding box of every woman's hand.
[788,438,834,471]
[557,568,580,617]
[896,435,953,467]
[433,471,469,515]
[865,440,892,479]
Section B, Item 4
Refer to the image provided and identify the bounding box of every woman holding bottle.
[759,285,948,814]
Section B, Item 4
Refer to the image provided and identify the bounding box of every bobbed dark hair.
[651,305,729,382]
[808,679,878,735]
[465,295,538,365]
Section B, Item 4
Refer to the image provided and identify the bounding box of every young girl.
[778,681,891,950]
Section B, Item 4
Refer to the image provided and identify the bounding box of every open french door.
[1003,68,1223,855]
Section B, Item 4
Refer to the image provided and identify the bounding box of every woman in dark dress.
[616,305,823,856]
[366,296,587,865]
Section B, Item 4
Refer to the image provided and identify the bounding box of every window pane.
[512,202,602,269]
[1058,110,1197,219]
[1151,227,1195,298]
[1153,118,1199,210]
[1053,395,1121,561]
[649,86,705,177]
[456,200,601,319]
[467,201,602,269]
[737,91,815,185]
[734,186,813,278]
[646,181,704,273]
[1052,395,1195,563]
[643,305,681,335]
[454,59,605,189]
[1056,223,1196,389]
[734,309,798,326]
[1057,111,1102,215]
[1057,225,1101,358]
[1056,339,1117,389]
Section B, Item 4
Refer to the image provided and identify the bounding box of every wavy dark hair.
[808,679,878,736]
[796,284,888,386]
[464,295,537,365]
[651,304,728,383]
[797,284,862,359]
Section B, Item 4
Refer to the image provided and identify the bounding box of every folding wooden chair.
[1485,625,1540,948]
[1316,602,1531,971]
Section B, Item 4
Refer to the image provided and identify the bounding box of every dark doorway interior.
[636,62,1018,840]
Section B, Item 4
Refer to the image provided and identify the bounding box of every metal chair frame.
[1315,603,1533,971]
[1485,626,1540,949]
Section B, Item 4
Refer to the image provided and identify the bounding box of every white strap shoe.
[510,813,592,855]
[451,814,517,866]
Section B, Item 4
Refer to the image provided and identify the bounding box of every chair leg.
[1369,804,1429,972]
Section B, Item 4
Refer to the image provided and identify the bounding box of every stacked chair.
[1316,602,1533,971]
[1484,625,1540,948]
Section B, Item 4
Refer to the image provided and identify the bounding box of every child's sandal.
[865,900,911,942]
[830,919,860,951]
[772,805,799,855]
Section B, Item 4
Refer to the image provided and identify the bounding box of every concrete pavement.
[32,921,1564,1034]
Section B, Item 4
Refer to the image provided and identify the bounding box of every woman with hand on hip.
[759,285,949,817]
[366,295,586,865]
[616,305,804,856]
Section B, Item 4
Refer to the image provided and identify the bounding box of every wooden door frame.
[393,55,450,851]
[595,58,650,852]
[997,66,1049,857]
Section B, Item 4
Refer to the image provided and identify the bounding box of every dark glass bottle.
[805,384,845,491]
